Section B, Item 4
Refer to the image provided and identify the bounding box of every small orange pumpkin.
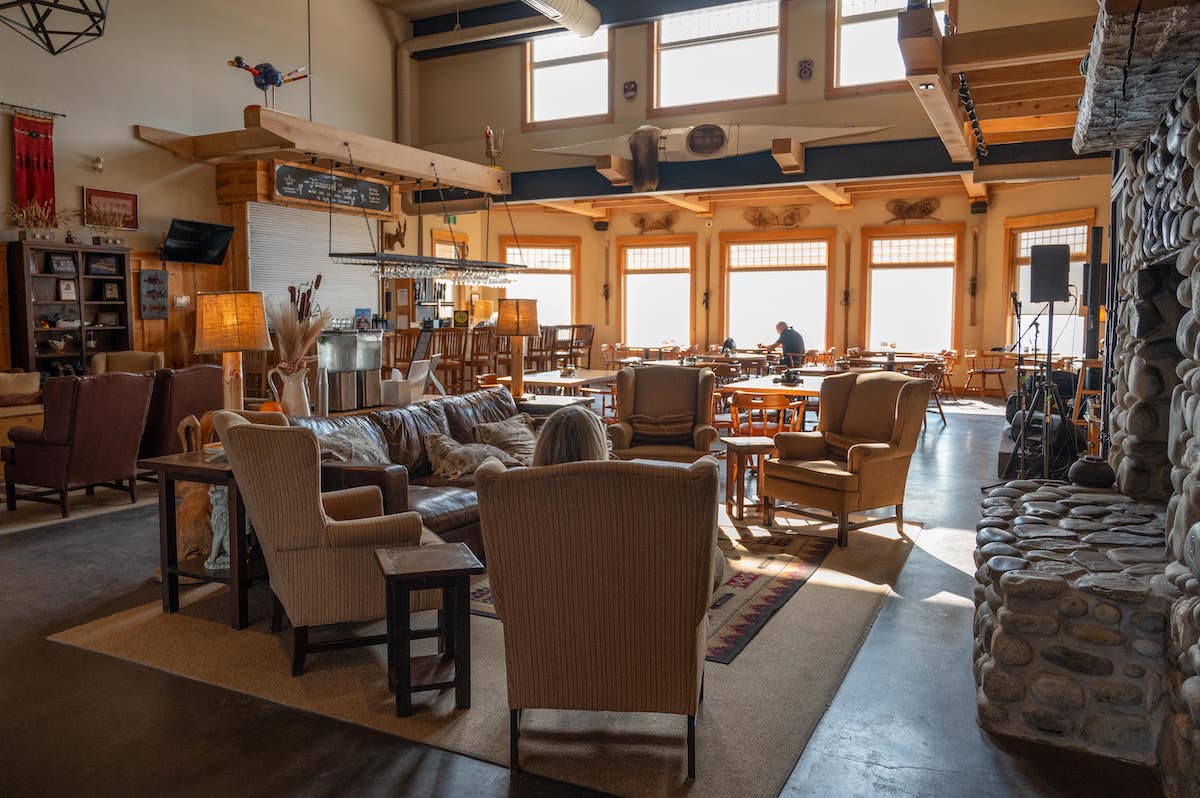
[259,401,284,412]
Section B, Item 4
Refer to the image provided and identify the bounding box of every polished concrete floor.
[0,403,1164,797]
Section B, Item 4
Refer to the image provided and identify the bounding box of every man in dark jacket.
[762,321,806,367]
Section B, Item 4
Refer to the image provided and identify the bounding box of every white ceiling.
[375,0,508,20]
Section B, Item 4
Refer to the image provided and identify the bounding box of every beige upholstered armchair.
[761,371,932,547]
[219,417,441,676]
[609,364,717,462]
[90,350,164,374]
[476,457,719,779]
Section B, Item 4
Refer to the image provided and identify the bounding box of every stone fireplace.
[974,67,1200,795]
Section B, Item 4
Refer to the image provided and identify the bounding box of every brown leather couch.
[286,387,520,557]
[140,365,224,458]
[3,372,154,517]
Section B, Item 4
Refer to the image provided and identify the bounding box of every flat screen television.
[160,219,234,265]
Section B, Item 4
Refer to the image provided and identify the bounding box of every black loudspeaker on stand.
[1002,244,1078,480]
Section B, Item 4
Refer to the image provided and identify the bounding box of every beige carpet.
[51,516,918,797]
[0,486,155,535]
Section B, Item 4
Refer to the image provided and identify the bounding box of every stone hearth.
[973,480,1174,763]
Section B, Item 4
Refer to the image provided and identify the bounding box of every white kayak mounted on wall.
[532,122,889,162]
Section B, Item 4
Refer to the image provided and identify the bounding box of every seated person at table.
[761,321,806,367]
[532,405,609,466]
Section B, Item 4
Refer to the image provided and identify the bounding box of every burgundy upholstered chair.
[140,365,224,459]
[3,373,154,517]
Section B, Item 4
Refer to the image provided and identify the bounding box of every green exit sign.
[444,215,456,225]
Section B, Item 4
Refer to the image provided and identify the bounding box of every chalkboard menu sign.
[274,164,391,212]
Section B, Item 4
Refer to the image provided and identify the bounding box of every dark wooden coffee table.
[376,542,485,717]
[515,394,595,416]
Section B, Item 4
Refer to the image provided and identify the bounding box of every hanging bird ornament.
[227,56,308,108]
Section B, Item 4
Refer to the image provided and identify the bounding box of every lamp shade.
[473,298,495,321]
[194,291,273,354]
[496,298,539,337]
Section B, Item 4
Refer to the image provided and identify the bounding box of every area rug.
[50,518,918,798]
[471,517,837,664]
[0,486,155,536]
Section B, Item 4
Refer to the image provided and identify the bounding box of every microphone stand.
[1013,297,1026,478]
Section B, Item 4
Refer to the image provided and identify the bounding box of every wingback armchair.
[3,373,154,517]
[90,350,164,374]
[610,365,717,462]
[219,417,442,676]
[476,456,718,778]
[760,371,932,546]
[140,365,224,458]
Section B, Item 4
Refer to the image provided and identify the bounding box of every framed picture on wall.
[46,252,78,275]
[58,280,77,301]
[86,254,120,275]
[103,282,121,300]
[82,187,139,230]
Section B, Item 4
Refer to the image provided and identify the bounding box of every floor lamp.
[194,291,273,410]
[497,298,538,398]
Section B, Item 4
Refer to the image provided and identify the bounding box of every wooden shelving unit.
[7,241,134,377]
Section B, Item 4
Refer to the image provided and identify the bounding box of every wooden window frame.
[499,234,583,324]
[431,228,468,259]
[1002,208,1096,346]
[616,234,698,345]
[859,223,965,352]
[647,1,787,119]
[825,0,957,100]
[718,228,837,348]
[521,28,615,133]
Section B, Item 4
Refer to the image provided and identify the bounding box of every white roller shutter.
[247,202,380,321]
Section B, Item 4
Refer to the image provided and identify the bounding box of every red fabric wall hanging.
[13,113,56,210]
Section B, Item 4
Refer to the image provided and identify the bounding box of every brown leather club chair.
[3,372,154,517]
[90,350,164,374]
[218,416,442,676]
[760,371,932,547]
[609,365,717,462]
[476,456,718,779]
[140,365,224,458]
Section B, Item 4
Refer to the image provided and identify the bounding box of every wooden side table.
[375,542,485,717]
[721,436,777,520]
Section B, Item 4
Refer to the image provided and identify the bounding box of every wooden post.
[511,336,526,398]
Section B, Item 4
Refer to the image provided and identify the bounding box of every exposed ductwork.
[519,0,601,37]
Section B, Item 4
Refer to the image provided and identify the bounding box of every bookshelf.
[6,241,134,377]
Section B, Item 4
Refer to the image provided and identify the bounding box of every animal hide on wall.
[885,198,941,223]
[629,125,662,192]
[632,213,677,234]
[743,206,809,230]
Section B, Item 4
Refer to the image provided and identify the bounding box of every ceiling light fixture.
[0,0,109,55]
[918,82,935,91]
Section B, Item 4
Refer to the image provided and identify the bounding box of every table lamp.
[473,298,495,323]
[194,291,273,410]
[496,298,538,398]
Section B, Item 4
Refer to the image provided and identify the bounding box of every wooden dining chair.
[528,326,558,372]
[494,333,513,376]
[711,391,735,441]
[393,328,419,370]
[434,328,468,393]
[963,350,1007,397]
[475,372,500,389]
[469,326,497,382]
[600,343,618,370]
[730,391,806,437]
[569,324,595,368]
[914,362,947,426]
[938,349,960,401]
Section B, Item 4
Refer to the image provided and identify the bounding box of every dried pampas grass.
[267,300,330,374]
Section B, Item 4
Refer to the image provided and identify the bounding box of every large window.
[524,27,611,128]
[1006,210,1095,357]
[862,225,962,352]
[501,236,579,326]
[722,231,834,351]
[829,0,951,94]
[619,237,694,346]
[651,0,783,114]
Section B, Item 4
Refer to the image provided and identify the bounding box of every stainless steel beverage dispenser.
[317,330,385,412]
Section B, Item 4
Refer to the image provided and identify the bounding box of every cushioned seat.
[765,458,860,492]
[610,365,717,463]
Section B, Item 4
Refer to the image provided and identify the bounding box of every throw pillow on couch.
[474,412,537,466]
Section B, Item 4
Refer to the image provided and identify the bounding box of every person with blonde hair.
[532,404,609,466]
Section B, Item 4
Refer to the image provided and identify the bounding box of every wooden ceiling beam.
[807,182,853,209]
[770,139,805,174]
[973,158,1112,183]
[536,201,609,220]
[595,154,632,187]
[978,126,1078,145]
[964,59,1084,88]
[941,17,1095,73]
[971,78,1085,106]
[961,173,989,204]
[898,7,973,163]
[974,112,1079,136]
[654,193,713,215]
[976,97,1082,120]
